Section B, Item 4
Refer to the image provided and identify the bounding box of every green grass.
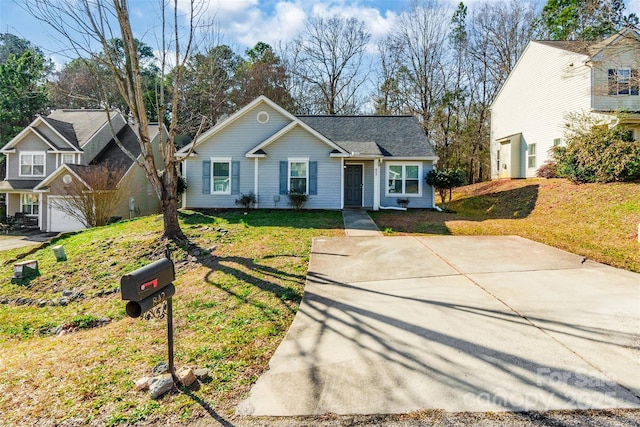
[371,179,640,272]
[0,210,343,425]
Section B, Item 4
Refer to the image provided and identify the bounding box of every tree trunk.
[161,164,185,240]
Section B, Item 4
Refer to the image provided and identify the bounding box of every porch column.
[373,158,380,211]
[38,193,43,230]
[254,158,259,208]
[340,157,344,209]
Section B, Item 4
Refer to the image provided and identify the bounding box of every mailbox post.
[121,255,177,378]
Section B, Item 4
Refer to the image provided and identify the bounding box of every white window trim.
[528,144,537,169]
[288,157,309,194]
[211,157,232,195]
[60,153,75,166]
[385,162,422,197]
[20,193,39,215]
[610,67,638,96]
[19,151,46,177]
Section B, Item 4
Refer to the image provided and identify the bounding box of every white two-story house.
[0,110,162,232]
[491,28,640,179]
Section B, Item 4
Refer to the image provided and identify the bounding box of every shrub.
[553,113,640,183]
[425,168,467,209]
[287,191,308,210]
[536,162,558,179]
[235,192,257,209]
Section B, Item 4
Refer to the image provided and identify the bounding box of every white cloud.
[175,0,401,52]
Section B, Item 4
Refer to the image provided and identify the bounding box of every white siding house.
[491,29,640,179]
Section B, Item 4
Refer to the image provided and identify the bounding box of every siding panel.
[184,103,298,209]
[491,42,591,178]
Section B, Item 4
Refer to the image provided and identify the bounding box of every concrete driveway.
[238,235,640,415]
[0,232,56,252]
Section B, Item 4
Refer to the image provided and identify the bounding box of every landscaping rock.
[149,374,173,399]
[58,297,68,306]
[134,377,150,391]
[62,289,73,297]
[38,300,47,307]
[152,361,169,376]
[176,367,196,387]
[194,368,211,382]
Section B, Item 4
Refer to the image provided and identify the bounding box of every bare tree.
[463,0,536,182]
[289,15,371,115]
[385,0,452,137]
[49,164,127,228]
[374,36,408,115]
[25,0,208,240]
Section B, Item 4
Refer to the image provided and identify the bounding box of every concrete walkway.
[238,235,640,416]
[342,209,382,237]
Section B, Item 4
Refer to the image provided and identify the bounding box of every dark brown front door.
[344,165,363,207]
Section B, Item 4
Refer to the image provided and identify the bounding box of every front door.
[344,165,363,207]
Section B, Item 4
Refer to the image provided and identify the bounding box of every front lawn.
[0,210,343,426]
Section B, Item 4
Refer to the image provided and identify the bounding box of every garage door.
[48,197,86,232]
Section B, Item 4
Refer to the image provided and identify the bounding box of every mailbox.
[121,258,174,302]
[126,283,175,318]
[121,257,175,318]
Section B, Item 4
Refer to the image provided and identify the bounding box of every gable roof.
[40,116,80,148]
[33,164,90,191]
[245,120,350,157]
[47,109,120,147]
[177,96,292,155]
[1,115,80,152]
[90,123,144,178]
[298,115,437,158]
[533,28,640,58]
[534,40,591,55]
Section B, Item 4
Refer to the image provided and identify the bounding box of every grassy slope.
[371,179,640,272]
[0,210,343,426]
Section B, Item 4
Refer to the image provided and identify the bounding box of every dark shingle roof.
[297,115,436,158]
[89,124,142,182]
[0,179,42,191]
[41,116,80,148]
[534,40,591,55]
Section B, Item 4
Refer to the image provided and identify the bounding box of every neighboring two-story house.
[491,28,640,179]
[0,109,162,232]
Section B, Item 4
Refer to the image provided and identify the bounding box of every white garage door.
[48,197,86,232]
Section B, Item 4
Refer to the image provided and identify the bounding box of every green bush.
[425,168,467,209]
[554,114,640,183]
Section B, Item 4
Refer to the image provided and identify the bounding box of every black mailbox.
[125,283,176,318]
[121,258,175,302]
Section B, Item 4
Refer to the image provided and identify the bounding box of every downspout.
[379,205,406,211]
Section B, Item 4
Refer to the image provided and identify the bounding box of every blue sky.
[1,0,639,68]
